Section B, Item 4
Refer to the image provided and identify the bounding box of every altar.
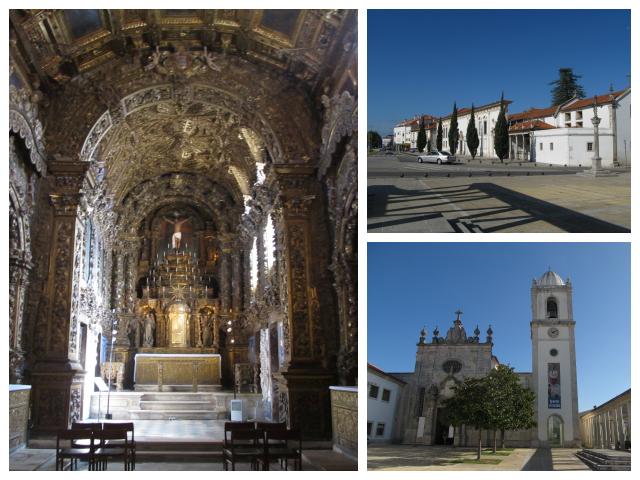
[134,352,222,392]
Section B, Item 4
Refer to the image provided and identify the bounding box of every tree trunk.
[493,430,497,453]
[501,429,505,449]
[477,429,482,460]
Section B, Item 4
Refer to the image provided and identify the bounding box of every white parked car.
[417,150,456,164]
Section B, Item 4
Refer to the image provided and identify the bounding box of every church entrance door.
[548,415,564,447]
[434,408,454,445]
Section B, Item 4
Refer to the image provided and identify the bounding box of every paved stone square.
[368,153,630,233]
[368,444,590,471]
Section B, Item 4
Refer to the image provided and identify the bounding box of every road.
[369,151,584,178]
[367,152,630,233]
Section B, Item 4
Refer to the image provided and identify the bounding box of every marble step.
[140,393,214,402]
[139,400,217,411]
[129,410,226,420]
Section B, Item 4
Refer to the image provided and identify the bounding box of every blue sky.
[367,243,630,412]
[368,10,631,135]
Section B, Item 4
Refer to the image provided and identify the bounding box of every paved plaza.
[368,444,591,471]
[367,153,630,233]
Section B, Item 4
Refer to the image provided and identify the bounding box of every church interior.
[9,9,357,468]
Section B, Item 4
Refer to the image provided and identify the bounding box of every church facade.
[9,9,357,448]
[391,270,580,448]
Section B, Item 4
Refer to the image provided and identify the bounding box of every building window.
[250,237,258,292]
[369,384,379,399]
[484,121,487,135]
[540,143,543,151]
[367,422,373,436]
[587,142,593,152]
[547,298,558,318]
[550,142,554,151]
[576,111,583,127]
[376,423,386,437]
[382,389,391,402]
[263,214,275,271]
[442,359,462,374]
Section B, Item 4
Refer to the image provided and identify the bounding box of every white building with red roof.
[508,88,631,166]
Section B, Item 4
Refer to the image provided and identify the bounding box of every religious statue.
[164,215,190,249]
[199,309,213,347]
[143,311,156,347]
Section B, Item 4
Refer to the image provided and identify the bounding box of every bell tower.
[530,269,580,447]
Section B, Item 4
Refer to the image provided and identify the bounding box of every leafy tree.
[436,118,443,151]
[442,377,492,460]
[549,68,586,106]
[484,365,537,452]
[448,102,459,154]
[494,93,509,162]
[417,117,427,152]
[442,364,536,460]
[368,130,382,149]
[466,104,480,159]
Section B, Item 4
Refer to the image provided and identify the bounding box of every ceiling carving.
[10,9,357,229]
[10,9,355,92]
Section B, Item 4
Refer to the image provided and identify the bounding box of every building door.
[548,415,564,447]
[434,408,453,445]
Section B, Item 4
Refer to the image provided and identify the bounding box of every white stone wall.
[534,128,615,167]
[368,368,404,442]
[615,92,631,165]
[441,104,503,158]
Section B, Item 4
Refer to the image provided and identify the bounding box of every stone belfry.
[530,269,580,447]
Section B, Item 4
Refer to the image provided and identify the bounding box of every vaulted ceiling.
[10,9,357,232]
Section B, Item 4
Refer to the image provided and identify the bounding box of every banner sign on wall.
[548,363,561,409]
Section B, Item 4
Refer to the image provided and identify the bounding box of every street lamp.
[105,310,118,420]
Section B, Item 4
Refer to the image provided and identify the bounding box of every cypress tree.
[466,104,480,159]
[427,139,432,152]
[436,118,443,151]
[448,102,459,154]
[549,68,586,106]
[417,117,427,153]
[367,130,382,149]
[494,93,509,162]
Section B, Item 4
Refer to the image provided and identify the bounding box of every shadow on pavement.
[368,182,630,233]
[522,448,553,471]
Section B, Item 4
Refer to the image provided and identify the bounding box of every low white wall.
[534,128,615,167]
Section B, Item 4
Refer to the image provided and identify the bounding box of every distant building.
[382,135,393,149]
[580,389,630,450]
[391,87,631,166]
[440,99,512,158]
[368,363,406,443]
[508,89,631,166]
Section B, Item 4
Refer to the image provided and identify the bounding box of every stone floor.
[9,447,356,471]
[368,172,630,233]
[368,444,590,471]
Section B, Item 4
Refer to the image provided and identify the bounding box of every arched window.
[547,298,558,318]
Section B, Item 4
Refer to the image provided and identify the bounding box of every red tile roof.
[509,89,629,121]
[441,99,512,120]
[508,120,556,132]
[509,106,557,121]
[561,90,627,112]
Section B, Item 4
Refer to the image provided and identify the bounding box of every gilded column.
[219,235,233,313]
[30,160,88,433]
[271,166,334,440]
